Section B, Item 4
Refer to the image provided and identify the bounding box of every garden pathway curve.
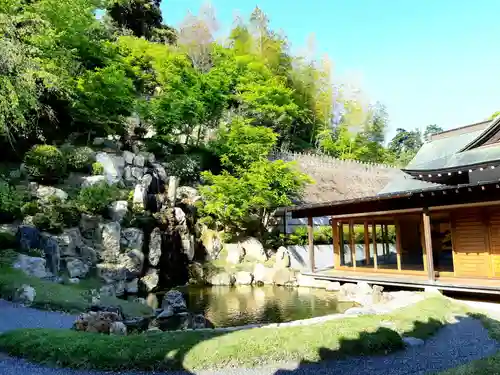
[0,299,499,375]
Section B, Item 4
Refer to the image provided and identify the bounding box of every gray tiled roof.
[378,172,443,194]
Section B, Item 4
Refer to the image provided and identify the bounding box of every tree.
[209,116,277,170]
[388,128,423,166]
[199,160,312,236]
[423,124,443,142]
[489,111,500,120]
[107,0,176,43]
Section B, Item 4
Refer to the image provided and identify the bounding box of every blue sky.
[162,0,500,139]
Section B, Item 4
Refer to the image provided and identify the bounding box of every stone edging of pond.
[176,290,428,333]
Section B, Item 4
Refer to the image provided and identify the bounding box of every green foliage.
[30,197,80,234]
[199,159,312,234]
[0,232,16,249]
[165,154,202,184]
[75,182,123,215]
[62,146,94,172]
[91,162,104,176]
[209,116,277,169]
[24,145,67,183]
[0,181,26,222]
[286,225,396,246]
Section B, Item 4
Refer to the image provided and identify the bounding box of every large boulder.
[141,269,159,292]
[181,233,195,261]
[12,254,48,278]
[17,225,41,252]
[95,152,125,184]
[201,227,222,260]
[161,290,187,312]
[295,273,332,289]
[131,167,144,180]
[234,271,253,286]
[100,222,121,263]
[133,154,146,168]
[73,311,122,334]
[148,228,162,267]
[176,186,200,205]
[81,175,106,188]
[53,228,84,258]
[118,249,144,275]
[167,176,179,205]
[126,278,139,294]
[79,214,102,240]
[273,268,296,286]
[120,228,144,251]
[210,272,235,286]
[31,184,68,203]
[174,207,186,226]
[274,246,291,269]
[151,163,167,182]
[39,232,61,275]
[225,243,244,264]
[240,237,267,262]
[132,184,146,210]
[13,285,36,306]
[97,263,127,284]
[122,150,135,165]
[65,258,89,278]
[253,263,275,285]
[109,201,128,223]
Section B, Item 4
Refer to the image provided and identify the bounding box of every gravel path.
[0,299,499,375]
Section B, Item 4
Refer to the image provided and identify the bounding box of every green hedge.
[286,225,396,246]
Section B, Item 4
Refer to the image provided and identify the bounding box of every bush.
[92,162,104,176]
[24,145,67,182]
[63,145,94,172]
[31,198,80,234]
[0,181,27,223]
[75,182,122,215]
[165,154,201,185]
[0,232,16,249]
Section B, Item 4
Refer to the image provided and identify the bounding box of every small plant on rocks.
[92,162,104,176]
[24,145,67,182]
[75,182,122,215]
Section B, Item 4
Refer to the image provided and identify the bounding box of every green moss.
[0,296,464,371]
[0,262,152,317]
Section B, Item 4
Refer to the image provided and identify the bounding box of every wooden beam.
[364,221,370,265]
[339,223,344,266]
[332,219,341,268]
[422,210,435,281]
[372,221,378,270]
[395,220,402,271]
[308,216,315,272]
[420,222,428,273]
[429,200,500,212]
[349,220,356,269]
[330,207,423,220]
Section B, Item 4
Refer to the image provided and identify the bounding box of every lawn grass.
[0,295,465,372]
[437,308,500,375]
[0,250,152,317]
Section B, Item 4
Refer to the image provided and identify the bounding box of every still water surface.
[178,285,356,328]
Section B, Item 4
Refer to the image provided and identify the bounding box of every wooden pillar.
[349,220,356,268]
[332,219,341,268]
[420,222,428,273]
[364,221,370,265]
[422,210,435,281]
[339,222,344,266]
[372,221,378,270]
[395,219,402,271]
[308,216,315,272]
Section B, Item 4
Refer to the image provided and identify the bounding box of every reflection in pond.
[178,285,356,328]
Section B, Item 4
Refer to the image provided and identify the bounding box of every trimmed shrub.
[33,209,64,234]
[63,145,94,172]
[31,197,80,234]
[75,182,122,215]
[92,162,104,176]
[165,154,201,184]
[24,145,67,182]
[0,181,26,223]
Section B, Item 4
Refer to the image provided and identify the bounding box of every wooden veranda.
[282,180,500,295]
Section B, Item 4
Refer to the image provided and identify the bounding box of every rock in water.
[100,222,121,263]
[253,263,274,285]
[12,254,48,279]
[148,228,162,267]
[225,243,244,264]
[110,321,127,336]
[65,258,89,278]
[161,290,187,312]
[109,201,128,223]
[275,246,291,269]
[234,271,253,285]
[14,285,36,306]
[240,237,267,262]
[210,272,235,286]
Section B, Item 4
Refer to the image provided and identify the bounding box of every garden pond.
[162,285,357,328]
